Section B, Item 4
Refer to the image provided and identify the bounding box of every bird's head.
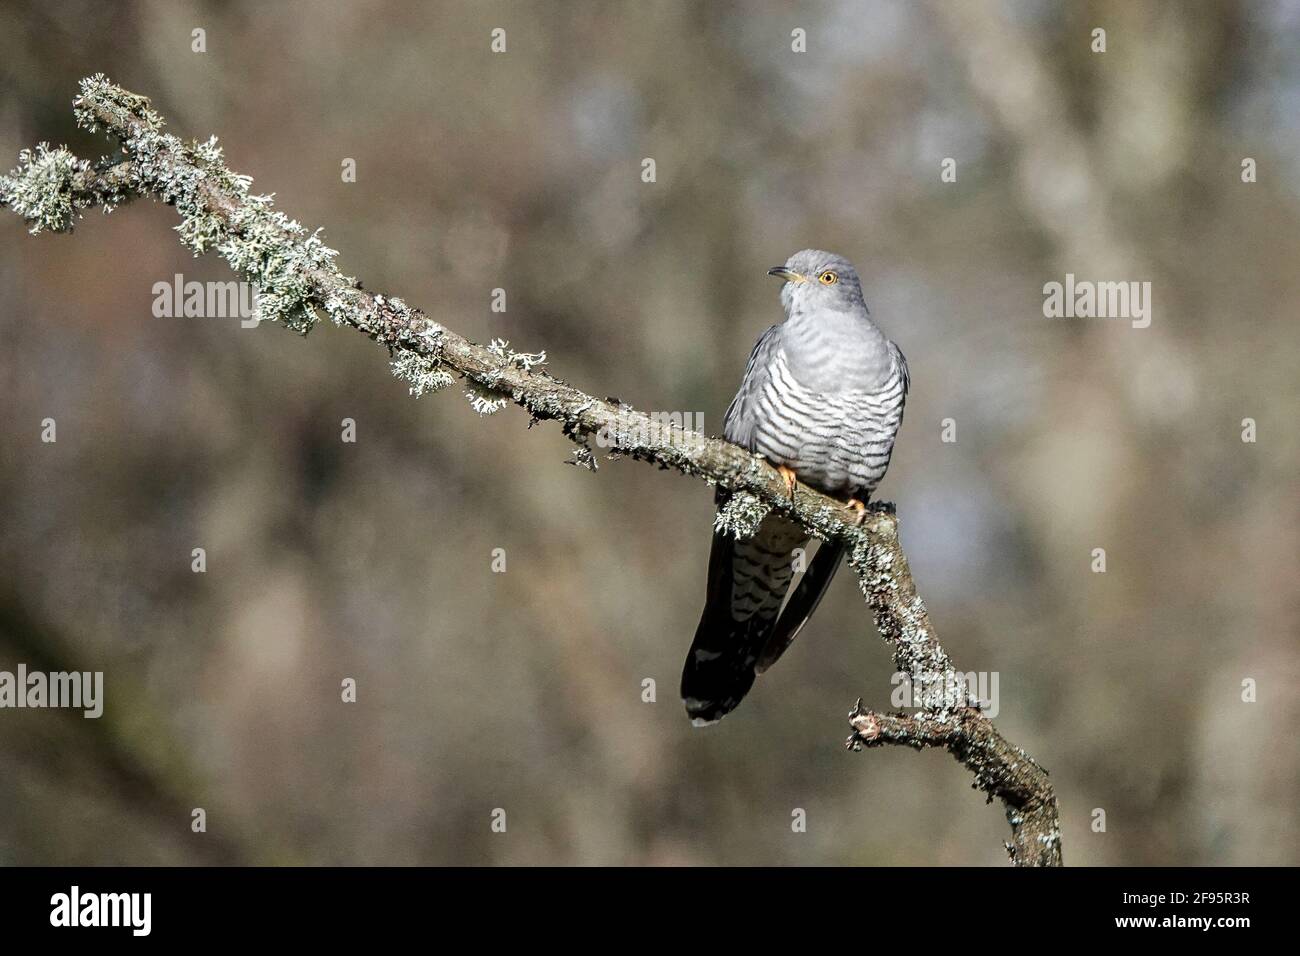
[768,249,867,316]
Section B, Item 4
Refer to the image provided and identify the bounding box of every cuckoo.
[682,250,909,725]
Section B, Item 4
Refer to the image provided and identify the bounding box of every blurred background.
[1,0,1296,865]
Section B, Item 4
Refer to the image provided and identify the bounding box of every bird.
[681,249,909,726]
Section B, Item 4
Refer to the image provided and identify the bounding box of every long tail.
[682,515,840,725]
[680,529,771,725]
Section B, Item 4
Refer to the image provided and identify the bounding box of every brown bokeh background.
[1,1,1296,865]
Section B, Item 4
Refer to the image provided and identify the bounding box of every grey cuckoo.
[682,250,909,725]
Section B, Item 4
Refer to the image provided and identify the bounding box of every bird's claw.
[846,498,868,525]
[777,465,798,502]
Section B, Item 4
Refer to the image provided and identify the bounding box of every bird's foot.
[777,465,798,502]
[846,498,868,525]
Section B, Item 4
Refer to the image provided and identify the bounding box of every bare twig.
[1,76,1061,865]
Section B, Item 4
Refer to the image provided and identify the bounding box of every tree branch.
[846,703,1061,865]
[1,75,1061,865]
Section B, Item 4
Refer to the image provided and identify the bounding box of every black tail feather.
[681,527,842,725]
[680,531,777,725]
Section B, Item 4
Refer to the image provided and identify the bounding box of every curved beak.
[768,266,803,283]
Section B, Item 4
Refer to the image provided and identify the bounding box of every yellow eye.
[818,270,838,285]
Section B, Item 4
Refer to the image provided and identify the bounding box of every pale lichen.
[391,350,454,397]
[566,444,598,471]
[0,143,129,234]
[464,382,509,416]
[713,491,771,540]
[463,338,547,415]
[486,337,546,372]
[69,74,343,334]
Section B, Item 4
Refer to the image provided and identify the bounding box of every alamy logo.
[50,886,151,936]
[152,273,261,327]
[0,664,103,718]
[892,670,999,717]
[595,411,703,449]
[1042,273,1151,328]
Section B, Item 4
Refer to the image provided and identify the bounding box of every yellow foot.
[846,498,868,525]
[777,465,798,501]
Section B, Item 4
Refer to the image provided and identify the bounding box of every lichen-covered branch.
[846,510,1061,865]
[846,703,1061,866]
[1,75,1061,865]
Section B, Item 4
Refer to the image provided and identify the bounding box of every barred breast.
[751,347,907,499]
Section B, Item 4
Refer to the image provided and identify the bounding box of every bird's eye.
[818,271,838,285]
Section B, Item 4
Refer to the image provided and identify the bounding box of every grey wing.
[755,538,844,673]
[892,340,910,403]
[723,323,782,450]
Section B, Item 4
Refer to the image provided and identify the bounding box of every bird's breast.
[752,348,905,497]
